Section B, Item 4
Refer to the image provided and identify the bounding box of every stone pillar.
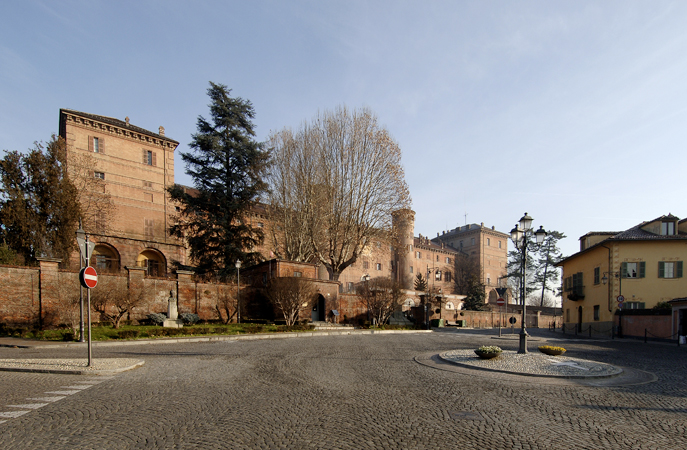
[37,258,62,329]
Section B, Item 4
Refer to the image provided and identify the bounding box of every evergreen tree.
[413,272,428,292]
[462,276,488,311]
[0,136,80,265]
[533,230,565,306]
[169,82,270,280]
[505,248,537,305]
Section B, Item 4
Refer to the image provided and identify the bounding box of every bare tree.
[265,277,316,326]
[453,252,480,295]
[215,286,238,324]
[67,149,116,235]
[267,106,411,280]
[91,276,148,328]
[359,277,404,325]
[57,272,82,338]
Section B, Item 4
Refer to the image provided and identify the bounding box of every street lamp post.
[510,213,547,354]
[602,271,623,338]
[76,223,86,343]
[235,260,242,324]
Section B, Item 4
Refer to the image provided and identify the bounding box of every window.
[444,271,451,282]
[347,282,354,293]
[94,172,105,179]
[363,261,369,270]
[487,277,491,285]
[659,261,683,279]
[487,238,490,246]
[257,222,264,228]
[143,181,153,189]
[376,263,382,271]
[293,271,302,277]
[409,266,413,274]
[416,251,421,259]
[498,240,502,249]
[471,238,475,245]
[624,302,645,310]
[436,255,439,262]
[594,267,600,285]
[143,149,156,166]
[622,262,645,279]
[661,222,675,236]
[593,305,600,321]
[459,241,463,248]
[89,136,104,153]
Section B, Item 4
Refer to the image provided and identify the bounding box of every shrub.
[475,345,502,353]
[117,329,140,339]
[179,313,200,325]
[147,313,167,326]
[538,345,566,352]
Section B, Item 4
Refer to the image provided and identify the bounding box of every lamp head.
[519,212,533,231]
[534,225,547,244]
[235,260,242,269]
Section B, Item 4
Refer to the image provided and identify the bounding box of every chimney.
[159,126,165,136]
[125,116,130,126]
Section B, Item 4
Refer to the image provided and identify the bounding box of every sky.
[2,0,687,258]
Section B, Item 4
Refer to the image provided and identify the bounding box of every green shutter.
[678,261,683,278]
[621,262,627,278]
[658,262,665,278]
[639,261,645,278]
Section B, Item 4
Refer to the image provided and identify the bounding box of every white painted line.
[28,397,65,402]
[7,404,47,409]
[45,390,81,395]
[0,411,30,418]
[61,385,92,390]
[0,420,6,424]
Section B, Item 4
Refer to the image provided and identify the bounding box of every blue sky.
[2,1,687,258]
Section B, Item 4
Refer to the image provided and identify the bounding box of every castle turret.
[392,209,415,289]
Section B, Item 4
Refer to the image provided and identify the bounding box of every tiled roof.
[60,108,179,144]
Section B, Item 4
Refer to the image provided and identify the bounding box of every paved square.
[0,330,685,449]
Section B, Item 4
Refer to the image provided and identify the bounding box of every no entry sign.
[496,298,505,306]
[80,266,98,289]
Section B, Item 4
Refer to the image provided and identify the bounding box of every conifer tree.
[169,82,270,280]
[462,276,488,311]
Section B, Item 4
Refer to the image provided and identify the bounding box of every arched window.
[445,302,455,310]
[90,244,120,273]
[137,249,166,277]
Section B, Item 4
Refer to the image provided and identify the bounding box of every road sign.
[509,317,517,325]
[76,237,96,263]
[80,266,98,289]
[496,298,505,306]
[617,295,625,303]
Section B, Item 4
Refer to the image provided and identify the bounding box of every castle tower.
[392,209,415,289]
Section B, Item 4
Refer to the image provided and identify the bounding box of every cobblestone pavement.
[0,329,685,449]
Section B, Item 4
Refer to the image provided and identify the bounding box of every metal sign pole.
[86,234,92,367]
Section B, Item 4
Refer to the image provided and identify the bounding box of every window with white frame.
[659,261,683,278]
[661,222,676,235]
[622,262,645,278]
[94,172,105,179]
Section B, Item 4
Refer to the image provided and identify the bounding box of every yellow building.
[557,214,687,336]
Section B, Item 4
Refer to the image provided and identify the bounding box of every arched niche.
[90,243,120,273]
[137,248,167,277]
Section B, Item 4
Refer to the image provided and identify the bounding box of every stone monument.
[163,290,183,328]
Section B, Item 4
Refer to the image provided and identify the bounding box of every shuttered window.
[89,136,105,153]
[659,261,683,279]
[143,149,157,166]
[621,262,645,278]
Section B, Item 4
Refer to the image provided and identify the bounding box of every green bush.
[116,329,140,339]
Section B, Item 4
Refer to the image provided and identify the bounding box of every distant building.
[557,214,687,334]
[431,223,510,304]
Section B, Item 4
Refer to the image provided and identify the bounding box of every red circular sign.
[80,266,98,289]
[496,298,505,306]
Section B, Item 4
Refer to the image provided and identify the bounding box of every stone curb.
[437,351,624,379]
[0,359,145,375]
[0,329,432,349]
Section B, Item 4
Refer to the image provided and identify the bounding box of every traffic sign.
[617,295,625,303]
[496,298,505,306]
[509,317,517,325]
[76,237,96,263]
[80,266,98,289]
